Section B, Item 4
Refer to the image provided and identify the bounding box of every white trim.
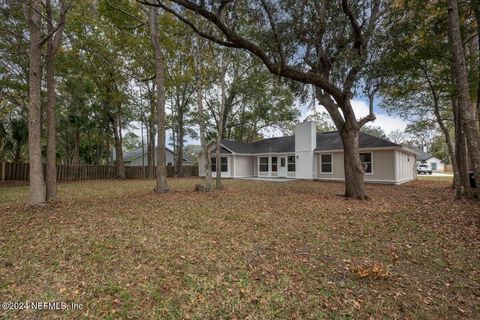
[360,151,373,175]
[271,156,279,174]
[319,153,333,174]
[314,177,411,185]
[258,156,269,173]
[287,155,296,173]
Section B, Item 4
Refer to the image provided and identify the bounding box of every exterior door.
[279,156,288,177]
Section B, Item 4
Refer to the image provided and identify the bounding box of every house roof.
[218,131,400,154]
[415,150,435,161]
[123,147,191,162]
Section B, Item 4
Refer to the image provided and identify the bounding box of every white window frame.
[271,156,278,173]
[287,155,296,172]
[360,152,373,175]
[320,153,333,174]
[259,156,269,172]
[211,156,228,173]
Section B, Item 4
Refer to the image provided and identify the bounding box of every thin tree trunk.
[45,0,66,202]
[216,56,227,190]
[193,25,211,190]
[25,0,46,206]
[112,115,126,179]
[448,0,480,197]
[72,129,80,165]
[434,101,462,198]
[148,6,169,193]
[175,104,184,177]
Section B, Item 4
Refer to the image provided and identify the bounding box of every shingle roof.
[219,131,400,154]
[415,150,433,161]
[123,147,187,162]
[315,131,400,151]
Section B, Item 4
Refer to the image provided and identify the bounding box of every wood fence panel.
[0,162,198,182]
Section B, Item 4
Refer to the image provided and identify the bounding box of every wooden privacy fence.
[0,162,198,182]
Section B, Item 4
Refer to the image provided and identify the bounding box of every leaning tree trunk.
[340,128,368,199]
[192,27,211,190]
[434,100,463,198]
[148,6,169,193]
[448,0,480,197]
[25,0,46,206]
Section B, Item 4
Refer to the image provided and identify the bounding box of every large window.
[271,157,278,172]
[320,154,333,173]
[360,152,372,174]
[211,157,228,172]
[259,157,269,172]
[431,162,437,170]
[287,156,295,172]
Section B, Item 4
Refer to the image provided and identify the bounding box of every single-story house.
[199,121,417,184]
[122,147,193,166]
[415,150,444,172]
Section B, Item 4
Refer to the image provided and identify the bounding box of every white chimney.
[295,121,316,179]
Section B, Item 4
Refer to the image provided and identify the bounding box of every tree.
[387,129,408,144]
[147,5,169,193]
[141,0,385,199]
[360,126,387,139]
[45,0,68,202]
[447,0,480,196]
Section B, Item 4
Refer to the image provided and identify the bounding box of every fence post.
[1,161,4,181]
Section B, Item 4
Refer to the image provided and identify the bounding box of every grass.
[0,178,478,319]
[417,174,454,182]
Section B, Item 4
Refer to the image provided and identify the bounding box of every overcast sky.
[128,97,410,148]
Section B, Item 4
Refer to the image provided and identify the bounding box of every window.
[320,154,333,173]
[360,152,372,174]
[211,157,228,172]
[167,162,172,166]
[259,157,269,172]
[271,157,278,172]
[281,157,286,167]
[431,162,437,170]
[287,156,295,172]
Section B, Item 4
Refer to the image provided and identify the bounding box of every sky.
[128,97,410,148]
[298,98,409,134]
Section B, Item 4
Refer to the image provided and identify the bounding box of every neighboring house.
[122,147,193,166]
[415,150,444,172]
[199,121,417,184]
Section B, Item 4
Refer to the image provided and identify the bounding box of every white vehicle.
[417,163,432,175]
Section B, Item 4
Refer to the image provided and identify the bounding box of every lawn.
[0,178,478,319]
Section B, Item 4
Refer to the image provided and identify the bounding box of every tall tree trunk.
[45,0,66,202]
[72,129,80,165]
[454,98,471,192]
[193,25,211,190]
[148,6,169,193]
[435,101,463,198]
[216,57,227,190]
[471,0,480,128]
[448,0,480,197]
[14,141,21,162]
[317,89,369,199]
[25,0,46,206]
[175,104,184,177]
[340,128,368,199]
[112,115,126,179]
